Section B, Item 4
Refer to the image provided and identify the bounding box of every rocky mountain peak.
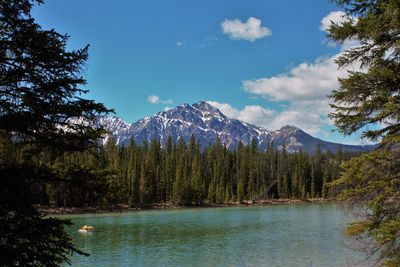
[193,101,226,117]
[92,101,373,154]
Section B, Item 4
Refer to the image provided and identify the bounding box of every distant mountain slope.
[96,101,373,154]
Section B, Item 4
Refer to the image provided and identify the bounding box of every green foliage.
[0,1,109,152]
[190,152,205,205]
[18,138,355,208]
[0,0,110,265]
[0,161,92,266]
[328,0,400,144]
[332,150,400,266]
[328,0,400,265]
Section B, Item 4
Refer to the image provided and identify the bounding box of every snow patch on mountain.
[92,101,373,154]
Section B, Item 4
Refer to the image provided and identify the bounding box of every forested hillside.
[1,134,360,207]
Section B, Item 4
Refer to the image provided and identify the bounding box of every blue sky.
[32,0,365,144]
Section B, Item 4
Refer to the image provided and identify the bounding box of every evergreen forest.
[1,133,362,208]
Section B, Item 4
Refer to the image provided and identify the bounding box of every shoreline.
[37,198,339,215]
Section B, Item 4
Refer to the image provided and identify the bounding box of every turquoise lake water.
[63,204,370,266]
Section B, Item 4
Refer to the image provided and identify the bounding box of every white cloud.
[237,105,275,126]
[207,101,326,134]
[238,11,364,135]
[243,55,349,102]
[175,41,186,47]
[206,101,239,118]
[268,100,332,134]
[205,12,366,140]
[148,95,160,104]
[221,17,271,42]
[207,101,276,123]
[147,95,173,105]
[320,11,347,32]
[241,55,356,134]
[320,11,360,49]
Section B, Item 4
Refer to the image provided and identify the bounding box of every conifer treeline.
[1,134,358,207]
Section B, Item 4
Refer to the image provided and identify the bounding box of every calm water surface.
[63,204,369,266]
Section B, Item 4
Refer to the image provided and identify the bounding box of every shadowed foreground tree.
[0,0,110,266]
[328,0,400,266]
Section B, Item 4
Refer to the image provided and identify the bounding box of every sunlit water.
[62,204,370,266]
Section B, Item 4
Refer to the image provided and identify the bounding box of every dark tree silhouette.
[0,0,110,265]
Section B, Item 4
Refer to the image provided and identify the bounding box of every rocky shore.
[37,198,337,215]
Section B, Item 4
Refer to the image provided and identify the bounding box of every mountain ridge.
[94,101,373,154]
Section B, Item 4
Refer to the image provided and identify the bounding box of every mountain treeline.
[1,134,361,207]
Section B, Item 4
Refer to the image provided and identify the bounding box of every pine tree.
[265,142,277,198]
[277,145,289,198]
[0,1,110,265]
[104,138,119,201]
[236,176,245,202]
[328,1,400,265]
[190,151,204,205]
[0,132,14,163]
[163,136,175,201]
[172,139,188,205]
[127,140,140,205]
[140,151,156,204]
[310,144,323,198]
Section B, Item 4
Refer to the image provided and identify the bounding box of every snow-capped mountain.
[95,116,132,146]
[96,101,373,154]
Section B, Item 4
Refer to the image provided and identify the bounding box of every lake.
[63,204,370,266]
